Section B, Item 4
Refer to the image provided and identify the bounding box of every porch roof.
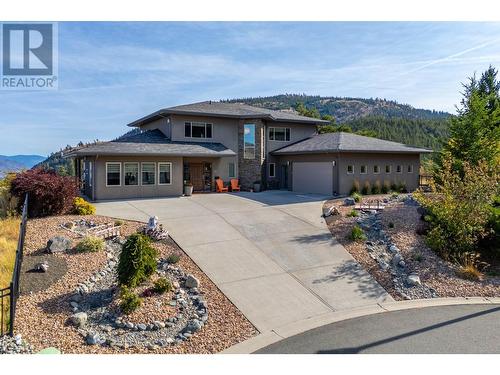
[65,129,236,158]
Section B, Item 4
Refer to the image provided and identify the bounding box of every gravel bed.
[325,194,500,300]
[13,215,257,354]
[0,334,34,354]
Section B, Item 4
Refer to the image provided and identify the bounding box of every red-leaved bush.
[10,168,78,217]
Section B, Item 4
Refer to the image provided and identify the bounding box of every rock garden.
[324,193,500,300]
[11,214,257,354]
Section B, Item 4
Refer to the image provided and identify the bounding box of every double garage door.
[292,162,334,196]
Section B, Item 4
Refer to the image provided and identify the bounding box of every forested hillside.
[229,94,451,149]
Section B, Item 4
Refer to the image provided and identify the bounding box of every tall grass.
[0,218,19,288]
[0,218,19,332]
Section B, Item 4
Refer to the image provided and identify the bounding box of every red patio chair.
[216,178,228,193]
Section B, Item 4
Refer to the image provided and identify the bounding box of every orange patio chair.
[230,179,241,192]
[216,178,228,193]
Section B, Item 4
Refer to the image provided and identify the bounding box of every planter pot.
[184,185,194,196]
[253,183,261,192]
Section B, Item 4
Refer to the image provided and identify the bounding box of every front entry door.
[190,163,204,191]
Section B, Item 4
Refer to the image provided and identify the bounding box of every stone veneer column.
[238,119,265,190]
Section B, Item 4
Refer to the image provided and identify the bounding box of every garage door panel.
[292,162,333,195]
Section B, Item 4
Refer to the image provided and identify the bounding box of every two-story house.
[67,101,431,201]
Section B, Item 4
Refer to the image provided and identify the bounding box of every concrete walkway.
[95,190,391,333]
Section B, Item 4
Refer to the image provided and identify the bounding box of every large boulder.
[70,312,88,328]
[185,274,200,289]
[407,274,421,286]
[46,236,72,254]
[344,197,356,206]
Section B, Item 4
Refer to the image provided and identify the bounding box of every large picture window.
[158,162,172,185]
[185,122,212,139]
[142,163,156,185]
[269,127,290,141]
[124,163,139,186]
[106,162,121,186]
[244,124,256,159]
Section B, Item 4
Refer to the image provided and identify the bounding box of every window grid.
[106,162,121,187]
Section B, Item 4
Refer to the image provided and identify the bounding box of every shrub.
[412,253,424,262]
[388,222,395,228]
[153,277,172,294]
[167,254,180,264]
[371,180,381,194]
[390,182,398,192]
[119,287,141,314]
[414,158,499,258]
[73,197,96,215]
[381,181,390,194]
[118,233,158,287]
[114,220,124,227]
[347,209,359,217]
[0,173,18,218]
[361,181,371,195]
[349,180,360,195]
[391,192,399,199]
[351,192,362,203]
[397,181,408,193]
[349,225,366,241]
[10,169,77,217]
[75,236,104,253]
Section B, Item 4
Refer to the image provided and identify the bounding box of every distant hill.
[228,94,450,123]
[227,94,451,150]
[0,154,45,178]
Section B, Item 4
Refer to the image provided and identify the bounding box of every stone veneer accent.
[238,119,265,190]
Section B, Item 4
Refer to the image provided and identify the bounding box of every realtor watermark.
[1,22,58,90]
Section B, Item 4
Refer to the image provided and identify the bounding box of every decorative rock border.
[0,334,34,354]
[357,195,438,300]
[68,237,208,349]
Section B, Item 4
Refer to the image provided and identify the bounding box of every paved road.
[95,191,391,333]
[256,304,500,354]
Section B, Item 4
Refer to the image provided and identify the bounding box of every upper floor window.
[185,122,212,139]
[106,162,121,186]
[269,127,290,141]
[373,165,380,174]
[385,165,391,173]
[244,124,256,159]
[360,165,367,174]
[396,164,402,173]
[407,165,414,173]
[347,165,354,174]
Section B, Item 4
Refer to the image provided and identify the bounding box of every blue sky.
[2,22,500,156]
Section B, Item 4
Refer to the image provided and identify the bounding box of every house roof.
[65,129,236,158]
[272,132,433,155]
[127,101,330,127]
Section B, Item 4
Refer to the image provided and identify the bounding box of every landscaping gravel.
[325,194,500,300]
[13,215,257,354]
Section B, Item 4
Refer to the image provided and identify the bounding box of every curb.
[221,297,499,354]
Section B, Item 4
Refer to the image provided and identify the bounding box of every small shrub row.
[350,179,407,196]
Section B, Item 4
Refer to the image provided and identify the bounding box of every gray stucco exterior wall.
[92,155,183,200]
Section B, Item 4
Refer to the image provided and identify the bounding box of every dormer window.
[185,122,213,139]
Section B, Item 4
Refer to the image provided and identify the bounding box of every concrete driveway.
[95,190,391,333]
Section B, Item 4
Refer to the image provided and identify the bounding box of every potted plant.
[253,180,261,192]
[184,181,193,196]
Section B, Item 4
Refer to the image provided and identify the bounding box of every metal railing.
[0,194,28,336]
